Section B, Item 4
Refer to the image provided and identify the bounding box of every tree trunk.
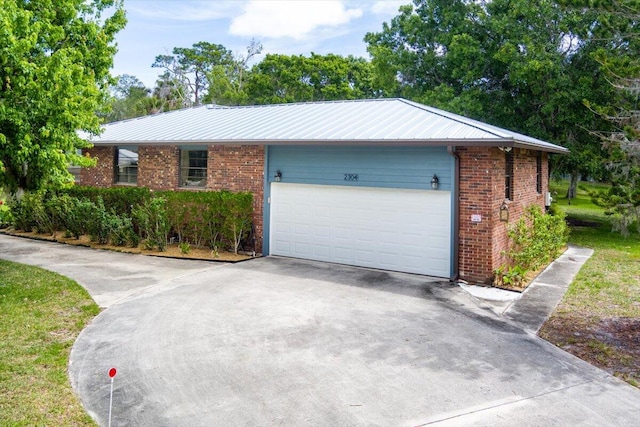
[566,171,579,204]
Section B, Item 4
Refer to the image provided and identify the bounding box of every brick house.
[81,98,567,284]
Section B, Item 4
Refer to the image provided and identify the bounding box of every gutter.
[448,146,460,282]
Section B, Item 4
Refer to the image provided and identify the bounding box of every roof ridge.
[396,98,507,139]
[205,98,398,110]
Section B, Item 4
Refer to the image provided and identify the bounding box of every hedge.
[8,187,254,254]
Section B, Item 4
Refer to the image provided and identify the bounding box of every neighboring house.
[81,98,567,284]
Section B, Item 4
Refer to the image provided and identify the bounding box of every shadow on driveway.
[63,255,640,427]
[0,235,637,426]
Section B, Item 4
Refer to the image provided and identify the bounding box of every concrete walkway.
[0,234,638,426]
[460,245,595,333]
[0,233,221,308]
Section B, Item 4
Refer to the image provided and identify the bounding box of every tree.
[205,39,262,106]
[365,0,632,199]
[245,53,377,104]
[561,0,640,233]
[103,74,152,123]
[152,42,234,106]
[0,0,126,194]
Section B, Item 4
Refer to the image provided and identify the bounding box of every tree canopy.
[152,41,235,107]
[105,48,377,121]
[365,0,637,197]
[0,0,126,193]
[562,0,640,233]
[245,53,377,104]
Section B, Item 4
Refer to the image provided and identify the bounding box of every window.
[180,148,207,187]
[505,149,514,200]
[115,146,138,184]
[536,151,543,194]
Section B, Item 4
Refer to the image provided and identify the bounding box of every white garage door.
[269,183,451,277]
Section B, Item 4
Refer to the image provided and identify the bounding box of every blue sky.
[112,0,409,88]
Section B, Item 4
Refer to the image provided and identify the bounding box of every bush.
[159,190,253,252]
[7,188,254,254]
[133,197,170,251]
[62,186,151,216]
[0,198,12,228]
[495,205,570,287]
[10,192,41,232]
[86,198,111,244]
[63,198,96,239]
[107,214,137,247]
[222,191,253,254]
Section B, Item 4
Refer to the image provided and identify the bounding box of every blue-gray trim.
[262,146,455,259]
[266,146,453,191]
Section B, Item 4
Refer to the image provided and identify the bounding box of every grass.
[540,180,640,387]
[0,260,99,426]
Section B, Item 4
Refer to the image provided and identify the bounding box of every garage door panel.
[270,183,451,277]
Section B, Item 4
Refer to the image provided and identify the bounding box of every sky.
[111,0,410,88]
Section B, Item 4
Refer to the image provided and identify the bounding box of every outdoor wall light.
[430,174,439,190]
[274,170,282,182]
[500,201,510,222]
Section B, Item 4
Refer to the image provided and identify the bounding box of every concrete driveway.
[1,234,639,426]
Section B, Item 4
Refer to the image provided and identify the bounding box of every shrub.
[86,198,111,244]
[107,214,136,247]
[7,188,255,254]
[159,190,253,252]
[495,205,570,287]
[221,191,253,254]
[62,186,151,216]
[179,241,191,254]
[43,194,75,236]
[133,197,170,251]
[10,192,40,232]
[64,198,96,239]
[0,197,12,228]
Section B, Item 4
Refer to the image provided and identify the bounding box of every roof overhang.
[90,138,569,154]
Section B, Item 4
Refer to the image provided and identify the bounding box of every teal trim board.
[266,145,453,190]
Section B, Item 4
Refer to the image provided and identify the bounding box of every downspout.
[447,146,460,282]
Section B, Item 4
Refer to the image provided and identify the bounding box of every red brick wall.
[80,144,266,252]
[457,147,548,284]
[207,145,265,251]
[138,146,179,190]
[80,146,115,187]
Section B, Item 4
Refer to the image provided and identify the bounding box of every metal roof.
[87,98,568,154]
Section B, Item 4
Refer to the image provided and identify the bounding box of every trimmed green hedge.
[62,186,151,215]
[8,187,254,254]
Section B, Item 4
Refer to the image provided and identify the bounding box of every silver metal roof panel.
[86,98,568,153]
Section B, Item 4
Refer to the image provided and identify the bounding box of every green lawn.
[540,180,640,386]
[0,260,99,426]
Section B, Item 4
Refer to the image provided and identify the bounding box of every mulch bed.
[1,229,255,263]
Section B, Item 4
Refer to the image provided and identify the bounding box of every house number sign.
[344,173,359,181]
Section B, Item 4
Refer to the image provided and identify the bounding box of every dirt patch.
[2,230,255,263]
[540,316,640,386]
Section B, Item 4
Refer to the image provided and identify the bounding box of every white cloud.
[229,0,363,40]
[370,1,410,16]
